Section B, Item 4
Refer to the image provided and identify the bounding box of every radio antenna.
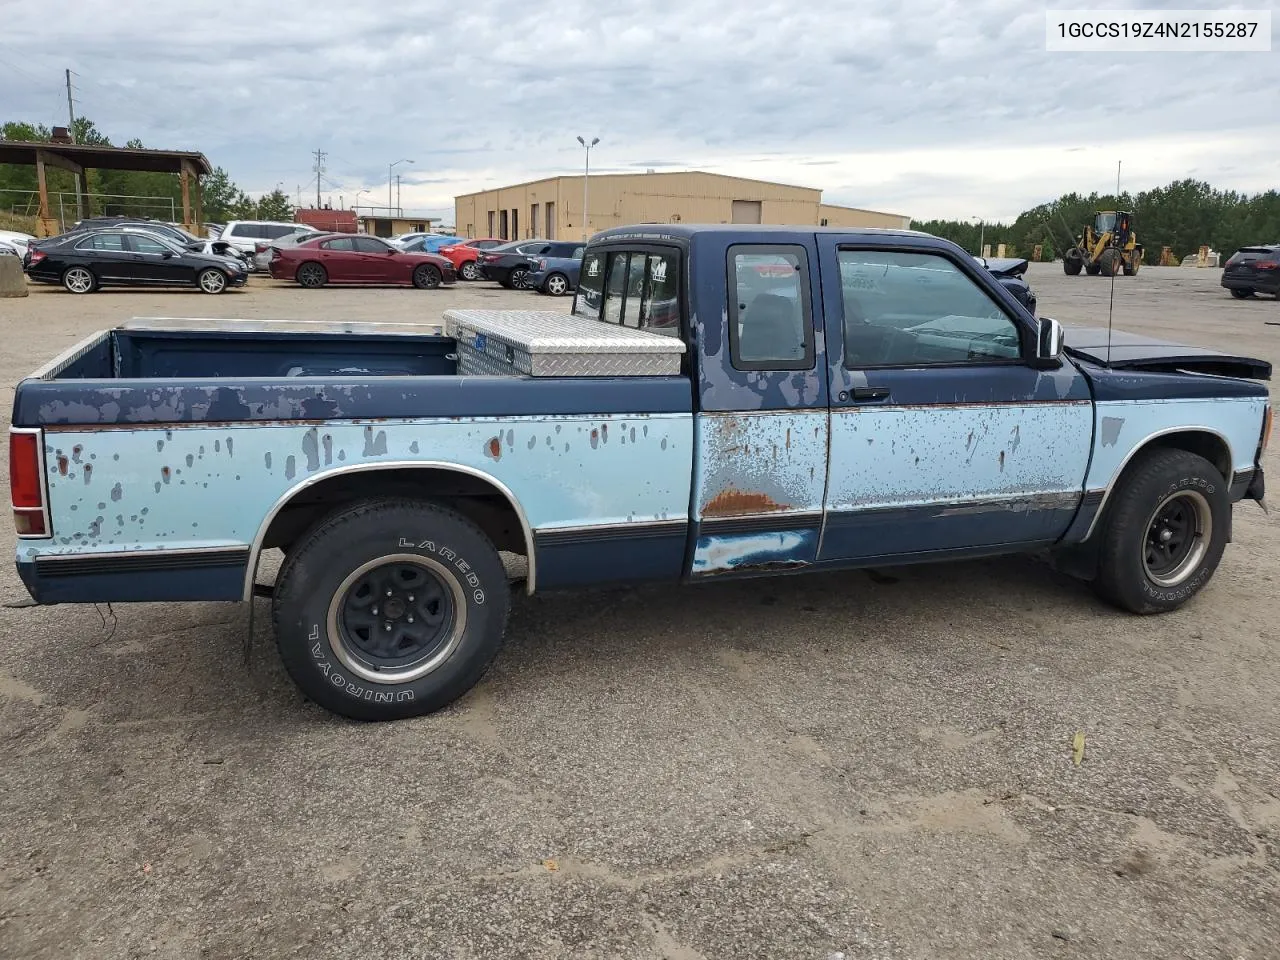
[1106,160,1121,364]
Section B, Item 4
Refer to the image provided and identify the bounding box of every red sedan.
[269,234,457,289]
[437,237,505,281]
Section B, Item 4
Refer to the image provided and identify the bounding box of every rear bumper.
[1222,273,1280,294]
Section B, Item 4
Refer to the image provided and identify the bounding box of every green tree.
[256,189,293,222]
[201,167,242,222]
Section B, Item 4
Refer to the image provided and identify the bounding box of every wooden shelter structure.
[0,137,212,237]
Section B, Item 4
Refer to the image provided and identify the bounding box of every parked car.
[977,256,1038,315]
[527,243,586,295]
[61,218,250,267]
[399,235,463,254]
[253,231,318,272]
[391,232,450,248]
[205,223,225,239]
[220,221,320,258]
[251,229,324,271]
[0,240,19,257]
[9,224,1271,721]
[24,227,248,294]
[476,240,557,288]
[437,237,506,280]
[268,233,457,288]
[1221,244,1280,299]
[0,229,36,259]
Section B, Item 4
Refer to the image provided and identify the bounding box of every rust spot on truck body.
[486,437,502,460]
[703,487,787,517]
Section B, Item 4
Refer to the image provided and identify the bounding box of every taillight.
[28,249,46,264]
[9,429,49,537]
[1254,260,1280,271]
[1263,406,1273,455]
[270,247,281,261]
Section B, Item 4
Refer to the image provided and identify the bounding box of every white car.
[220,221,320,256]
[0,229,36,259]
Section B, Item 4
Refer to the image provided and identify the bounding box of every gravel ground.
[1,266,1278,960]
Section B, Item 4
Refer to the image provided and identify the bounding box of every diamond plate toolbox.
[444,309,684,377]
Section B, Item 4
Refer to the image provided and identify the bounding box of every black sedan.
[25,228,247,294]
[476,240,560,288]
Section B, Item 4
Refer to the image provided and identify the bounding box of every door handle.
[850,387,891,402]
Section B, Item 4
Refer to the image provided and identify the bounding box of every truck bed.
[14,318,691,427]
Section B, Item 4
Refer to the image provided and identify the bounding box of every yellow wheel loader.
[1062,211,1143,277]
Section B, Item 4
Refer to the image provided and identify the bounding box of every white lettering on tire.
[310,634,415,702]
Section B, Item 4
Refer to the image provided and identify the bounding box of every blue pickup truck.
[9,225,1271,721]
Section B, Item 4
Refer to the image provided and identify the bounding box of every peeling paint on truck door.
[816,240,1093,561]
[691,240,830,575]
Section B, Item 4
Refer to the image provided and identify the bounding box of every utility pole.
[312,149,326,210]
[296,184,302,210]
[395,173,401,215]
[65,68,84,220]
[389,158,413,223]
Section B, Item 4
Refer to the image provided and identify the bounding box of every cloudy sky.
[2,0,1276,224]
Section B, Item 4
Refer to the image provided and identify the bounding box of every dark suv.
[1222,244,1280,299]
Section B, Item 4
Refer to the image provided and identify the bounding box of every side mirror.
[162,250,174,259]
[1033,316,1064,367]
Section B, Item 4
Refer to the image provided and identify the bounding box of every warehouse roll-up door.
[732,200,762,224]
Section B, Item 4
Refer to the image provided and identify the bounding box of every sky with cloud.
[2,0,1276,225]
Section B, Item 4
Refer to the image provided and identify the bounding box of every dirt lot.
[1,267,1278,960]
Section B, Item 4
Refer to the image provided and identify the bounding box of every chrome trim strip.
[1082,425,1234,541]
[535,518,687,536]
[242,460,537,602]
[824,490,1083,515]
[36,544,248,562]
[10,427,53,540]
[28,331,110,381]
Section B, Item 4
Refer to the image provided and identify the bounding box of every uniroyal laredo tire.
[1092,449,1229,614]
[272,499,509,721]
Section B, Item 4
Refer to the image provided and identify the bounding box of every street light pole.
[971,216,985,256]
[389,158,414,222]
[576,136,599,241]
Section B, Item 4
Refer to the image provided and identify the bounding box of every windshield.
[1094,212,1117,234]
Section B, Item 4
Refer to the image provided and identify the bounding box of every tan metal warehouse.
[454,171,909,241]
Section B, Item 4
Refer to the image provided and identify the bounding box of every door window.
[354,236,391,253]
[727,245,814,369]
[75,232,127,251]
[322,237,356,251]
[128,234,173,255]
[838,250,1022,367]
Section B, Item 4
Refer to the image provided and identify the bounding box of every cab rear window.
[574,248,680,336]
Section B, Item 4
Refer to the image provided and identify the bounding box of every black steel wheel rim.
[1144,491,1209,586]
[337,559,456,672]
